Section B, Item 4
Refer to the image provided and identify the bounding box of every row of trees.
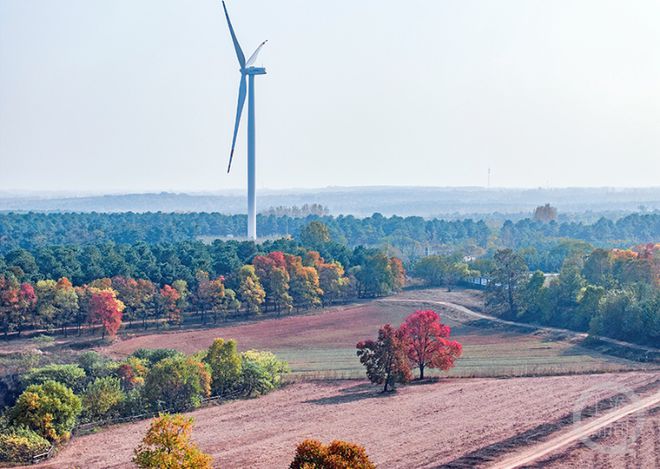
[0,212,493,254]
[0,230,402,288]
[3,211,657,258]
[0,340,288,463]
[0,248,405,339]
[357,310,462,391]
[486,244,659,346]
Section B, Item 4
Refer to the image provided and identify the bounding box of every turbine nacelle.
[242,67,267,76]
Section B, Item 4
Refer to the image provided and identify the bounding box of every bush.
[143,357,211,412]
[132,348,184,366]
[0,426,51,463]
[21,364,87,393]
[133,414,212,469]
[10,380,82,442]
[82,377,125,421]
[237,350,288,397]
[119,388,147,417]
[78,351,116,378]
[290,439,375,469]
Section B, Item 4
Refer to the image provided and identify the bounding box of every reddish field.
[102,289,646,378]
[32,372,659,469]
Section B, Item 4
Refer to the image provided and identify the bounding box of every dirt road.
[487,391,660,469]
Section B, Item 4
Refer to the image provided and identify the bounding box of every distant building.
[533,203,558,223]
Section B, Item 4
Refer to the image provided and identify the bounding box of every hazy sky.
[1,0,659,192]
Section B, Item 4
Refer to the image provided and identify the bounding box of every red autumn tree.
[399,310,462,379]
[158,284,181,325]
[356,324,412,392]
[0,276,36,338]
[88,289,124,339]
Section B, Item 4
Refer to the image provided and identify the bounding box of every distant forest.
[1,212,658,260]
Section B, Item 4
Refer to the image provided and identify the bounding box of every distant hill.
[1,187,659,218]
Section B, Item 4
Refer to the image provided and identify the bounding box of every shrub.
[10,380,82,442]
[21,364,87,393]
[237,350,289,397]
[132,348,184,366]
[0,426,51,463]
[119,388,147,417]
[78,351,115,378]
[143,357,211,412]
[133,414,212,469]
[82,377,125,421]
[290,439,375,469]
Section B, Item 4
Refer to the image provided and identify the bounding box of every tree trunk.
[419,364,425,380]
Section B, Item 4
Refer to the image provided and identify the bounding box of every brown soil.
[102,289,484,359]
[30,372,658,469]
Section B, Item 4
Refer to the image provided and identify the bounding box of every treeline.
[485,244,659,346]
[0,245,405,339]
[0,340,287,463]
[260,203,330,217]
[2,212,658,262]
[0,212,490,254]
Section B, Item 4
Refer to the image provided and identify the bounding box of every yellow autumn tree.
[133,414,212,469]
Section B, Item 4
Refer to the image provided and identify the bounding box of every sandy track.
[535,406,660,469]
[488,392,660,469]
[30,372,658,469]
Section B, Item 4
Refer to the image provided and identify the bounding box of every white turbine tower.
[222,1,267,240]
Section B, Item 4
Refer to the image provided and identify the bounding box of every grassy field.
[102,288,651,379]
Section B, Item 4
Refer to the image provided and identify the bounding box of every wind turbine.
[222,0,267,240]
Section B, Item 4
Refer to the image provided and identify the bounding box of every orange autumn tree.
[290,439,375,469]
[133,413,212,469]
[87,289,124,339]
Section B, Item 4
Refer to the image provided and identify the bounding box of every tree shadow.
[303,382,393,405]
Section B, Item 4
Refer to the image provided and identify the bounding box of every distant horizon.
[2,184,660,198]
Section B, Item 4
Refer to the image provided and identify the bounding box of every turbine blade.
[245,40,268,67]
[222,1,245,68]
[227,74,247,173]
